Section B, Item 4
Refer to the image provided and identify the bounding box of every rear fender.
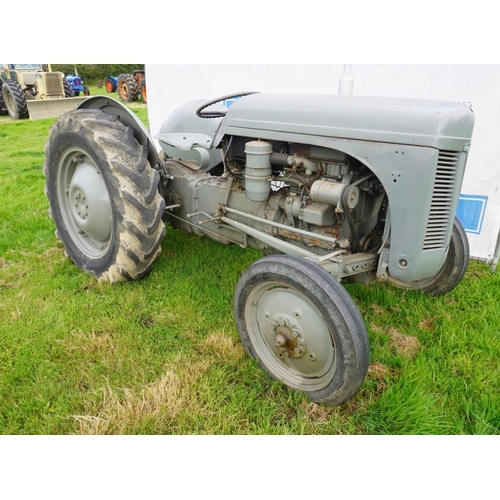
[77,96,158,168]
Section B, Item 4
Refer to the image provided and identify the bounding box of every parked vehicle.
[0,64,88,120]
[105,76,118,93]
[43,91,474,406]
[65,74,90,97]
[117,70,146,102]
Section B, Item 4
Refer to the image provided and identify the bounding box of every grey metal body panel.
[156,99,225,170]
[213,93,474,151]
[158,92,474,283]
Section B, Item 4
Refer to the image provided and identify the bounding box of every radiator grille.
[44,73,62,95]
[423,151,459,250]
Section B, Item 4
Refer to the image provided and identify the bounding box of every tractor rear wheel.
[2,80,29,119]
[63,78,75,97]
[233,254,370,406]
[0,88,8,115]
[139,79,147,104]
[43,108,166,282]
[389,217,469,296]
[117,73,139,102]
[105,77,117,93]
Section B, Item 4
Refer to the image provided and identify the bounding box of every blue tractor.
[105,76,118,93]
[65,74,90,96]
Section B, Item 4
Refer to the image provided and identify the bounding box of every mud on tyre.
[43,108,166,282]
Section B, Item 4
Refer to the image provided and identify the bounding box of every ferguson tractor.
[43,91,474,406]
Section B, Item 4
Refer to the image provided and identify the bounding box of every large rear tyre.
[43,109,166,282]
[0,87,8,115]
[139,79,147,104]
[117,73,139,102]
[389,217,469,296]
[2,80,29,119]
[233,254,370,406]
[63,78,75,97]
[105,77,117,93]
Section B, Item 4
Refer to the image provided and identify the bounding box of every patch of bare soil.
[387,328,421,358]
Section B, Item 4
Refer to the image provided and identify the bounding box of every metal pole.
[491,229,500,272]
[338,64,354,95]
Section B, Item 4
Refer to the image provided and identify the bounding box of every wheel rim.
[56,147,112,259]
[245,281,337,391]
[119,83,129,98]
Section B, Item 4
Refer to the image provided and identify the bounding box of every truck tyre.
[233,254,370,406]
[2,80,29,119]
[117,73,139,102]
[43,108,166,283]
[63,78,75,97]
[389,217,469,296]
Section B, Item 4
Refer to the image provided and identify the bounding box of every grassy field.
[1,85,499,435]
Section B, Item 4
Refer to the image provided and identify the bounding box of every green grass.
[1,86,499,435]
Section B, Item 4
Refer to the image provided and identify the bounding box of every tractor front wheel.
[233,254,370,406]
[389,217,469,296]
[43,109,166,282]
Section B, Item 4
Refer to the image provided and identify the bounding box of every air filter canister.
[244,140,272,202]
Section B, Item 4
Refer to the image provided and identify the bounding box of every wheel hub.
[68,161,112,243]
[246,283,336,389]
[73,190,89,219]
[270,316,306,359]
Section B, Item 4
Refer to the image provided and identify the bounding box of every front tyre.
[234,254,370,406]
[43,109,166,282]
[389,217,469,296]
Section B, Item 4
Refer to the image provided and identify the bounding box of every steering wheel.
[195,91,258,118]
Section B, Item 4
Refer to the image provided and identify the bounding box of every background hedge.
[51,64,145,85]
